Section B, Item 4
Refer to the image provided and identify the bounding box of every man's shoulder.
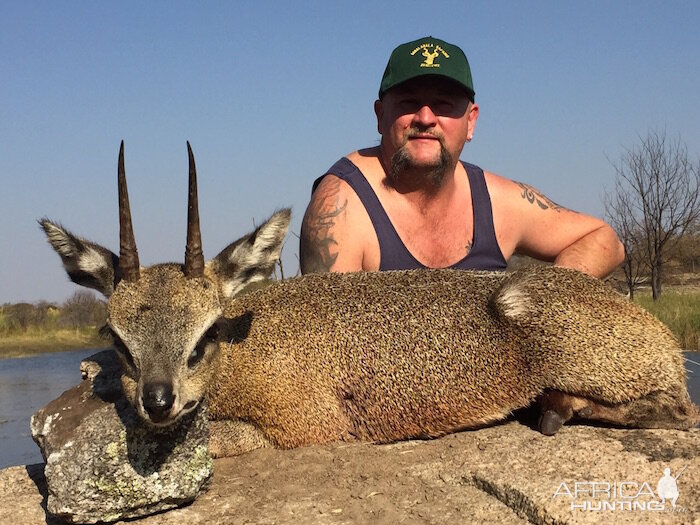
[462,163,513,192]
[312,152,355,193]
[474,168,525,216]
[314,150,367,179]
[310,160,365,210]
[346,148,380,169]
[459,159,482,171]
[347,149,385,184]
[308,149,383,228]
[478,168,517,190]
[458,161,506,183]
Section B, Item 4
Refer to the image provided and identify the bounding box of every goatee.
[388,133,453,188]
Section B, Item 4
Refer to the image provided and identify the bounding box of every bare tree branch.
[605,130,699,300]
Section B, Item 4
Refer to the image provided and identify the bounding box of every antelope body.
[41,143,698,458]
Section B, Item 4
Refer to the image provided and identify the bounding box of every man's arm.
[495,178,624,278]
[551,224,625,277]
[299,175,365,274]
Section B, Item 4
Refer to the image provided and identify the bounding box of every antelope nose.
[142,383,175,422]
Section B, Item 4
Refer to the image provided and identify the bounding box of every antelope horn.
[118,141,140,282]
[117,140,139,282]
[184,141,204,278]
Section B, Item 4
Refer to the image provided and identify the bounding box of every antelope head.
[40,142,290,426]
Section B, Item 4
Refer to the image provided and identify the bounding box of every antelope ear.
[39,219,120,298]
[207,209,291,298]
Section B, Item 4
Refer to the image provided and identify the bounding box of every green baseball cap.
[378,36,475,101]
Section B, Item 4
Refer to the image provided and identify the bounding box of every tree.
[59,291,107,329]
[604,130,699,300]
[604,191,649,299]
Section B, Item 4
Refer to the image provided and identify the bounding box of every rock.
[7,349,700,524]
[28,350,213,524]
[2,418,697,524]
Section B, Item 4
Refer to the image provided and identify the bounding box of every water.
[0,348,100,469]
[687,351,700,404]
[0,350,698,470]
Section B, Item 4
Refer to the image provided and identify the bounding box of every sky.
[1,1,699,304]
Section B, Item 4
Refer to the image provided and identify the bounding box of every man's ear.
[466,102,479,141]
[39,219,120,298]
[207,209,291,298]
[374,99,384,135]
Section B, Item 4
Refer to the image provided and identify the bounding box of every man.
[300,36,624,276]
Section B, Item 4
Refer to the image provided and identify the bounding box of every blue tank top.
[312,158,507,271]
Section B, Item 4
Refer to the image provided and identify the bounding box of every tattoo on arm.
[300,177,348,273]
[465,240,472,256]
[516,182,574,213]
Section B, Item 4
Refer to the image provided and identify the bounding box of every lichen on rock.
[30,349,213,524]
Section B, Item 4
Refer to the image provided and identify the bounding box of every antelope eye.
[187,345,205,369]
[111,334,136,370]
[205,324,219,340]
[188,325,218,369]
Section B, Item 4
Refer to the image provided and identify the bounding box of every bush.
[2,303,44,332]
[59,291,107,329]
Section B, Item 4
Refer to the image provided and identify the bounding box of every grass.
[0,327,109,359]
[634,288,700,350]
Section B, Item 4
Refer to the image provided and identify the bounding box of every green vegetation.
[634,289,700,350]
[0,327,108,359]
[0,291,109,359]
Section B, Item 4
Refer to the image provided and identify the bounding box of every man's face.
[375,76,479,185]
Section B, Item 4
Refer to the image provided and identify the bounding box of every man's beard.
[388,130,453,188]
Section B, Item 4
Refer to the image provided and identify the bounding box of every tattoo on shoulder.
[300,177,348,273]
[516,182,575,213]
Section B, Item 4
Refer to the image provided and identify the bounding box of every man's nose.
[413,105,437,126]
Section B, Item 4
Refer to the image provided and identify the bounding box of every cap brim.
[379,73,475,101]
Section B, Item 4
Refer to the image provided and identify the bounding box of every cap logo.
[411,43,450,68]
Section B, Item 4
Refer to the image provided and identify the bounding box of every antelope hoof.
[578,406,593,418]
[538,409,565,436]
